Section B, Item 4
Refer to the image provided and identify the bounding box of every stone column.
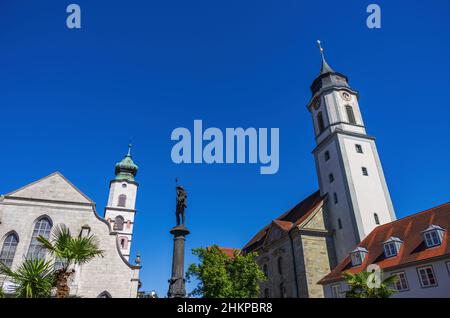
[167,225,190,298]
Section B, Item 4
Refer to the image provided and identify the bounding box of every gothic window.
[333,192,338,204]
[374,213,380,225]
[338,218,342,230]
[114,215,124,231]
[329,173,334,183]
[118,194,127,207]
[317,111,325,133]
[27,217,52,260]
[0,232,19,268]
[279,283,286,298]
[277,257,283,275]
[324,151,330,161]
[263,264,268,278]
[355,144,363,153]
[362,167,368,176]
[346,105,356,124]
[97,291,112,298]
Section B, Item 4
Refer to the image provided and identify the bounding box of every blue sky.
[0,1,449,296]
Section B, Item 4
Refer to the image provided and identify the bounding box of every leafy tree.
[343,270,398,298]
[37,225,104,298]
[0,258,55,298]
[186,245,265,298]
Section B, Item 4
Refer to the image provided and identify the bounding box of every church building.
[242,42,397,298]
[0,146,141,298]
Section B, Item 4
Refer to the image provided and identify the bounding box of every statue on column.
[175,179,187,226]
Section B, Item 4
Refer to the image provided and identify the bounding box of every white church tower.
[104,145,139,260]
[307,41,396,262]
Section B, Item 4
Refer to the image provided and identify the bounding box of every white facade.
[309,77,395,262]
[0,172,141,298]
[323,258,450,298]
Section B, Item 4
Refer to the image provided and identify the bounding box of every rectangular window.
[324,151,330,161]
[424,231,441,247]
[417,266,437,288]
[392,272,409,292]
[317,112,325,133]
[333,192,338,204]
[329,173,334,183]
[362,167,368,176]
[346,105,356,125]
[331,284,343,298]
[384,243,397,258]
[446,262,450,277]
[355,144,363,153]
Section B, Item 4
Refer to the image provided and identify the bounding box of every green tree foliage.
[37,225,104,298]
[186,245,266,298]
[343,270,398,298]
[0,258,55,298]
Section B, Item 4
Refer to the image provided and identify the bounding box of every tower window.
[338,218,342,230]
[355,144,363,153]
[374,213,380,225]
[119,237,128,249]
[280,283,286,298]
[118,194,127,207]
[317,111,325,133]
[333,192,338,204]
[329,173,334,183]
[114,215,124,231]
[362,167,368,176]
[346,105,356,125]
[263,264,268,278]
[324,151,330,161]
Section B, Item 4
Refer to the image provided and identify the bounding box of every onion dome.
[310,40,349,96]
[114,144,139,182]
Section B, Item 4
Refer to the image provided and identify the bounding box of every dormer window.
[350,247,368,267]
[422,225,445,248]
[383,237,403,258]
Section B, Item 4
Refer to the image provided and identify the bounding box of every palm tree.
[343,270,398,298]
[37,225,104,298]
[0,258,55,298]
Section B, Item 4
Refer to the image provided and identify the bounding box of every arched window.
[118,194,127,207]
[280,283,286,298]
[317,111,325,133]
[264,288,270,298]
[97,291,112,298]
[329,173,334,183]
[263,264,268,278]
[374,213,380,225]
[338,218,343,230]
[27,217,52,260]
[119,237,128,249]
[0,232,19,268]
[114,215,125,231]
[277,257,283,275]
[346,105,356,124]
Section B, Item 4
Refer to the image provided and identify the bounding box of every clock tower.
[308,41,396,262]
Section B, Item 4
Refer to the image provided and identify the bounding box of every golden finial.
[317,40,324,56]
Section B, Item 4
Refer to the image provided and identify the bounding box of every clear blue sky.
[1,1,449,296]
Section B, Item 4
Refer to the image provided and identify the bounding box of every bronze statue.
[175,181,187,226]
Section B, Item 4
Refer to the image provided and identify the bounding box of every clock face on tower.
[341,91,351,101]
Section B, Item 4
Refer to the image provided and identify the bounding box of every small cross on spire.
[127,143,132,156]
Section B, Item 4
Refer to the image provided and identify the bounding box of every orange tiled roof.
[318,202,450,285]
[242,190,324,253]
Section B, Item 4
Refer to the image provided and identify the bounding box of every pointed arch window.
[27,217,52,260]
[317,111,325,133]
[97,291,112,298]
[346,105,356,124]
[0,232,19,268]
[118,194,127,207]
[114,215,125,231]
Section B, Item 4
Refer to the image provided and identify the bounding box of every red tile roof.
[318,202,450,285]
[217,247,240,259]
[242,190,324,253]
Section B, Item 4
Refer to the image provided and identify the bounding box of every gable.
[299,206,326,230]
[263,221,290,247]
[5,172,93,204]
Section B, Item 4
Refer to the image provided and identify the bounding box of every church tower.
[308,41,396,262]
[104,145,139,260]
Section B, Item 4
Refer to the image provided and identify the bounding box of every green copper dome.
[114,144,139,182]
